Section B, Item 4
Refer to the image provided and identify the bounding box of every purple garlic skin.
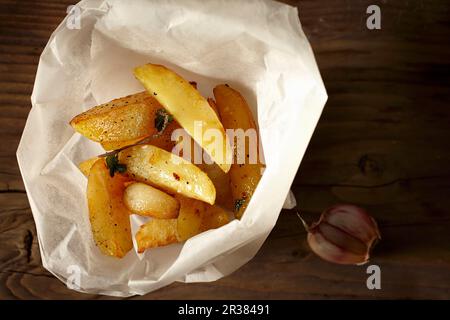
[307,204,381,265]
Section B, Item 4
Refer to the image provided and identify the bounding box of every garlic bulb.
[302,204,381,265]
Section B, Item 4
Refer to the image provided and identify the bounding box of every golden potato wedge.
[101,117,182,152]
[124,182,180,219]
[197,162,233,211]
[176,196,205,241]
[176,196,230,241]
[118,144,216,204]
[134,64,232,172]
[176,132,232,210]
[198,99,233,210]
[135,218,179,253]
[70,91,173,151]
[200,204,230,231]
[78,157,99,177]
[136,196,230,252]
[87,159,133,258]
[214,84,263,219]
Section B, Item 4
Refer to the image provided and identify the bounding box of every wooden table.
[1,0,449,299]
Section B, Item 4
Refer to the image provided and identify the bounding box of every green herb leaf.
[116,164,127,173]
[105,154,126,177]
[155,109,173,134]
[155,112,165,132]
[105,154,118,169]
[234,198,246,212]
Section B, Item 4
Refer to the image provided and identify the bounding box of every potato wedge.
[134,64,232,172]
[214,84,263,219]
[70,91,178,151]
[200,204,230,231]
[101,117,182,152]
[136,196,230,252]
[197,162,233,211]
[195,102,233,210]
[78,157,99,177]
[176,197,205,241]
[118,144,216,205]
[176,196,230,241]
[135,218,179,253]
[176,132,232,210]
[87,159,133,258]
[124,182,180,219]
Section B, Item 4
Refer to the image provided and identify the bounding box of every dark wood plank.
[0,0,449,299]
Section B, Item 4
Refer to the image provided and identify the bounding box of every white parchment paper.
[17,0,327,296]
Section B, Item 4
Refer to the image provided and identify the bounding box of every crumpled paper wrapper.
[17,0,327,296]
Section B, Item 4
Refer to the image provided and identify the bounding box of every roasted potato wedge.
[70,91,176,151]
[134,64,232,172]
[87,159,133,258]
[135,218,179,253]
[102,117,182,152]
[78,157,99,177]
[176,196,230,241]
[176,197,205,241]
[200,204,230,231]
[214,84,263,219]
[118,144,216,205]
[135,196,230,253]
[197,100,233,210]
[176,133,232,210]
[124,182,180,219]
[197,162,233,211]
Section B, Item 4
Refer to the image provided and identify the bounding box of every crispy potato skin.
[135,219,179,253]
[87,159,133,258]
[134,64,232,173]
[70,91,177,151]
[124,182,180,219]
[78,157,99,177]
[118,144,216,205]
[176,196,230,241]
[213,84,263,219]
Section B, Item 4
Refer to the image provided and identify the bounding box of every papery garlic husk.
[305,204,381,265]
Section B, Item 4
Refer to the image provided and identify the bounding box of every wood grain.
[0,0,449,299]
